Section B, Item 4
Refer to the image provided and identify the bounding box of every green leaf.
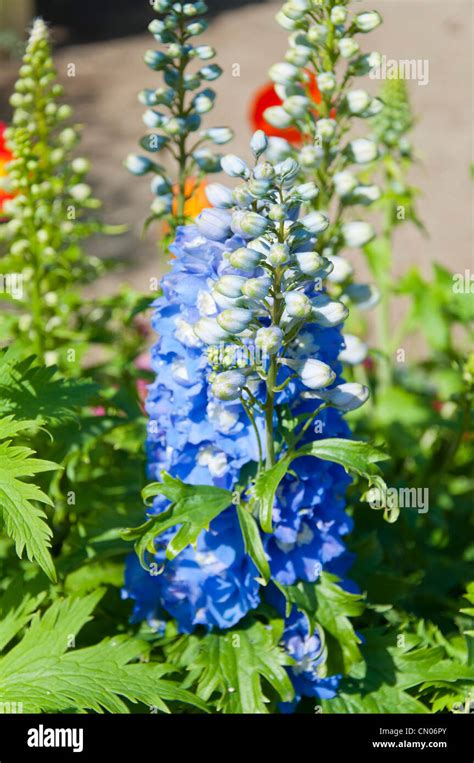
[236,504,271,583]
[0,348,98,426]
[122,472,232,566]
[253,458,290,533]
[295,438,389,480]
[167,618,294,713]
[0,416,60,581]
[0,590,207,713]
[281,574,364,674]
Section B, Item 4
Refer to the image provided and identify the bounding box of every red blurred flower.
[0,122,14,218]
[250,73,334,145]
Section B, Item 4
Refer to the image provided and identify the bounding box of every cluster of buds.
[0,19,112,365]
[125,0,233,236]
[192,131,369,441]
[259,2,385,276]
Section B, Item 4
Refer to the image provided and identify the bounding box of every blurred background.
[0,0,472,316]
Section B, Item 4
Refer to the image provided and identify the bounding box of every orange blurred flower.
[172,177,211,220]
[250,74,335,144]
[0,122,14,218]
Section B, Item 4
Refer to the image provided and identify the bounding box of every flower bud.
[355,11,382,33]
[143,109,165,129]
[301,211,329,234]
[286,358,336,389]
[334,171,358,197]
[193,148,221,173]
[295,182,319,201]
[268,204,287,222]
[71,157,91,174]
[338,335,368,365]
[300,145,323,167]
[253,162,275,180]
[307,24,328,44]
[240,212,269,237]
[317,72,336,93]
[264,106,294,129]
[330,5,348,25]
[151,196,173,216]
[203,126,233,145]
[295,250,325,276]
[269,62,299,85]
[242,277,272,300]
[311,293,349,326]
[326,255,354,283]
[214,275,246,298]
[212,370,246,401]
[217,308,254,333]
[338,38,360,59]
[194,317,229,344]
[221,154,249,178]
[283,95,310,118]
[144,50,169,70]
[250,130,269,157]
[316,118,336,140]
[227,246,262,270]
[247,178,272,199]
[194,44,215,60]
[349,138,378,164]
[70,183,91,202]
[286,45,311,66]
[199,64,223,81]
[346,90,371,114]
[255,326,283,355]
[267,243,290,266]
[193,88,216,114]
[342,221,375,248]
[284,291,312,318]
[344,283,380,310]
[319,383,370,411]
[196,208,232,241]
[125,154,153,175]
[352,185,381,204]
[205,183,234,208]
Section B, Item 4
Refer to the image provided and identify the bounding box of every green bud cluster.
[127,0,234,240]
[0,18,118,368]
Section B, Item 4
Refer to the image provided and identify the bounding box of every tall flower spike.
[261,0,384,335]
[123,133,370,706]
[0,18,115,367]
[126,0,234,240]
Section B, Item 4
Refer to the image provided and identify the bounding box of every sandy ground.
[0,0,472,305]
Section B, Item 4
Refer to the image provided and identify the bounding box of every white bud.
[194,317,229,344]
[311,293,349,327]
[214,275,246,298]
[319,382,370,411]
[317,72,336,93]
[338,38,360,59]
[284,292,313,318]
[227,246,262,270]
[264,106,294,129]
[217,308,254,333]
[349,138,378,164]
[283,95,310,118]
[346,90,372,114]
[338,335,368,365]
[206,183,234,208]
[295,250,325,276]
[331,5,347,25]
[242,277,271,299]
[316,118,336,140]
[344,283,380,310]
[285,358,336,389]
[255,326,283,355]
[212,370,246,401]
[250,130,269,157]
[355,11,382,33]
[269,62,299,85]
[342,221,375,248]
[326,255,354,283]
[221,154,249,178]
[301,211,329,234]
[334,171,358,197]
[267,243,290,267]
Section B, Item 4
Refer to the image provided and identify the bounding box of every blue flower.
[122,220,357,706]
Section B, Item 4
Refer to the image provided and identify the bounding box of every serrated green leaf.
[167,619,294,713]
[0,417,60,581]
[122,473,232,566]
[0,590,207,713]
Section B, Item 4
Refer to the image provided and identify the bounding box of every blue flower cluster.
[123,215,355,704]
